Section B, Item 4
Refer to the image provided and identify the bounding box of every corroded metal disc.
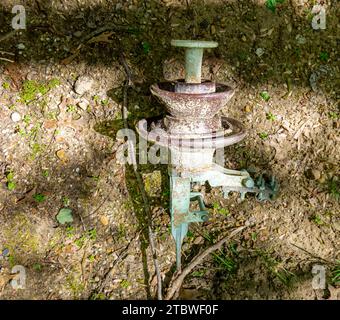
[136,116,246,149]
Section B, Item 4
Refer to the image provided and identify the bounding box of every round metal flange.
[136,116,246,150]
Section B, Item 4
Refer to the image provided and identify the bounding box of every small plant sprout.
[258,132,269,140]
[142,41,151,54]
[120,279,131,288]
[265,0,285,13]
[328,112,338,120]
[66,105,77,113]
[319,51,329,62]
[23,114,31,125]
[33,193,46,203]
[63,196,70,206]
[6,170,16,191]
[331,261,340,286]
[266,112,276,121]
[2,82,10,90]
[260,91,270,102]
[101,99,109,106]
[311,214,323,226]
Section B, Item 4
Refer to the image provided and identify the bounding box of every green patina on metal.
[171,40,218,84]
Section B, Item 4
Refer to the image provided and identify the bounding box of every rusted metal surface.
[150,83,235,119]
[136,116,246,150]
[174,80,216,94]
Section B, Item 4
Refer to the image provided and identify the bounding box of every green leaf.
[33,193,46,203]
[258,132,269,140]
[319,51,329,62]
[7,181,16,191]
[266,0,285,13]
[56,208,74,225]
[6,171,14,181]
[142,41,151,54]
[260,91,270,101]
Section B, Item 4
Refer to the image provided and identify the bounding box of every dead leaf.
[43,120,58,130]
[56,149,69,163]
[87,32,114,44]
[4,63,23,90]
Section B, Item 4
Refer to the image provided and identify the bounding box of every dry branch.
[165,225,247,300]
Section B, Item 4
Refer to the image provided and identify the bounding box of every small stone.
[332,220,340,232]
[241,35,247,42]
[296,34,306,45]
[11,112,21,122]
[17,43,25,50]
[43,120,57,130]
[210,25,216,35]
[311,169,321,180]
[255,48,264,57]
[87,22,97,29]
[2,248,9,257]
[73,31,82,38]
[318,174,326,184]
[74,76,94,95]
[100,215,109,226]
[193,236,203,245]
[77,101,88,111]
[244,105,252,113]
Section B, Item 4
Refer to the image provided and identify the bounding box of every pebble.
[311,169,321,180]
[17,43,25,50]
[256,48,264,57]
[73,31,82,38]
[244,105,252,113]
[2,248,9,257]
[77,101,88,111]
[11,112,21,122]
[74,76,94,95]
[296,34,306,45]
[333,221,340,232]
[100,215,109,226]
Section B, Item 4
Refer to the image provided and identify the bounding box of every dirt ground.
[0,0,339,300]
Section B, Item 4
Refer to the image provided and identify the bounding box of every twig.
[0,57,14,63]
[83,195,109,219]
[165,225,247,300]
[0,51,15,56]
[290,243,332,264]
[119,51,163,300]
[0,30,18,42]
[93,231,141,296]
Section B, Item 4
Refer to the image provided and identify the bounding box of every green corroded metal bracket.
[171,40,218,84]
[170,165,279,270]
[170,175,209,271]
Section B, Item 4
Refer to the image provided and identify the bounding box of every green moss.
[66,274,85,299]
[19,79,60,103]
[143,171,162,197]
[3,213,41,263]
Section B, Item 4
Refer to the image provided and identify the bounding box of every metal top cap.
[171,39,218,84]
